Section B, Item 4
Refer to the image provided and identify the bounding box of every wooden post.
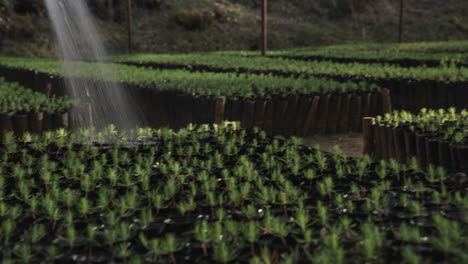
[399,0,404,43]
[382,88,393,114]
[127,0,133,54]
[261,0,267,56]
[214,96,226,124]
[362,117,375,155]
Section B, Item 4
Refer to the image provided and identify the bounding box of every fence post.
[214,96,226,124]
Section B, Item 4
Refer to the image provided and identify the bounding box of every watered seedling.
[0,124,465,263]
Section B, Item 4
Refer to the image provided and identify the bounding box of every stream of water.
[45,0,143,130]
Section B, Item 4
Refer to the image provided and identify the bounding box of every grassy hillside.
[0,0,467,57]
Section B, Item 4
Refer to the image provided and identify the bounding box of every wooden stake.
[214,96,226,123]
[127,0,133,54]
[261,0,267,56]
[399,0,404,43]
[362,117,375,155]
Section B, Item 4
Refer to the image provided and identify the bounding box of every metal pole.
[261,0,267,56]
[399,0,404,43]
[127,0,133,54]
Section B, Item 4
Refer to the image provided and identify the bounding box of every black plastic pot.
[284,96,299,136]
[371,124,382,158]
[437,140,452,171]
[378,124,389,160]
[316,94,330,134]
[241,99,255,129]
[337,94,351,133]
[425,137,440,166]
[231,98,242,123]
[295,96,312,135]
[43,111,55,131]
[403,129,417,160]
[386,125,396,159]
[0,112,15,135]
[29,112,44,134]
[263,100,274,136]
[53,112,69,130]
[326,94,341,134]
[454,145,468,174]
[392,126,406,162]
[253,99,266,129]
[349,94,362,132]
[224,98,233,121]
[273,98,288,135]
[415,133,428,167]
[12,113,29,136]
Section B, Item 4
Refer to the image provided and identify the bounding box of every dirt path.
[302,133,364,157]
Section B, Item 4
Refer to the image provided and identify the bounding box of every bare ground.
[302,133,364,157]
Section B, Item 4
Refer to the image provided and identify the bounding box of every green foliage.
[0,124,465,263]
[0,57,381,98]
[0,78,75,113]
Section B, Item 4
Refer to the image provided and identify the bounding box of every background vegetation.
[0,0,467,57]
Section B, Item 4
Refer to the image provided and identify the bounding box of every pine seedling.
[178,197,196,215]
[194,220,211,256]
[2,218,14,245]
[315,150,328,172]
[13,243,34,263]
[77,197,92,218]
[294,208,310,232]
[360,223,384,261]
[317,177,334,198]
[115,242,133,259]
[376,160,388,180]
[396,223,421,243]
[118,221,133,242]
[165,233,182,263]
[317,201,328,226]
[103,228,119,246]
[140,209,155,227]
[152,193,168,214]
[243,204,259,220]
[303,169,317,180]
[225,220,240,237]
[402,246,421,264]
[213,242,238,263]
[62,188,78,208]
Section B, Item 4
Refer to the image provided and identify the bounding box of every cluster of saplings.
[0,124,466,263]
[0,57,380,98]
[0,78,74,114]
[261,40,468,65]
[112,52,468,82]
[369,108,468,172]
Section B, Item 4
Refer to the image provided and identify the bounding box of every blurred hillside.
[0,0,467,57]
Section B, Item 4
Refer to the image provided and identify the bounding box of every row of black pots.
[366,124,468,173]
[0,66,66,97]
[0,111,69,136]
[128,87,384,137]
[2,61,467,115]
[2,63,467,117]
[385,80,468,113]
[223,92,383,136]
[0,66,385,136]
[118,62,468,112]
[268,55,467,68]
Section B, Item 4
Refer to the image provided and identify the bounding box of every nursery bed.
[0,125,466,263]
